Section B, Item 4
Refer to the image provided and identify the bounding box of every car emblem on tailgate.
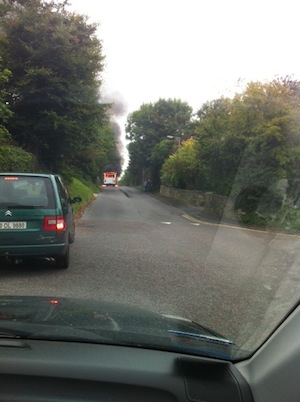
[5,210,12,217]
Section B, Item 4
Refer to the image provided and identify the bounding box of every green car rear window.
[0,176,55,209]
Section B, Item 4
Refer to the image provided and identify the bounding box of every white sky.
[68,0,300,165]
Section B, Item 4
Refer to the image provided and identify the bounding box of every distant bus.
[102,172,118,187]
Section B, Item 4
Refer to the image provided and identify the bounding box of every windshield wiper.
[168,329,233,345]
[168,329,234,360]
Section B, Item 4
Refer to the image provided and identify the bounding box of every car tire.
[55,244,70,269]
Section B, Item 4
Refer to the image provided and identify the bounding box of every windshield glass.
[0,0,299,361]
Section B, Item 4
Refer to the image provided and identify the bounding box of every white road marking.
[161,222,172,225]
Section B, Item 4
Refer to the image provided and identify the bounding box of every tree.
[161,137,198,189]
[0,0,109,178]
[159,77,300,213]
[125,98,193,188]
[0,56,12,144]
[193,97,245,195]
[0,56,36,170]
[186,79,300,199]
[231,80,300,194]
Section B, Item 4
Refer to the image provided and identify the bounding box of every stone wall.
[159,186,205,207]
[160,185,236,220]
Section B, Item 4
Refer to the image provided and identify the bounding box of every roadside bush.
[238,211,267,227]
[0,145,36,171]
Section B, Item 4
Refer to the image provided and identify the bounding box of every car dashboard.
[1,302,300,402]
[0,338,253,402]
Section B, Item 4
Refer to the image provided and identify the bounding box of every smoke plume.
[101,91,128,174]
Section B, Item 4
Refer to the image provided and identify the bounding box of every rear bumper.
[0,242,68,257]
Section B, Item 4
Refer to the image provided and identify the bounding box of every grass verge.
[68,177,99,218]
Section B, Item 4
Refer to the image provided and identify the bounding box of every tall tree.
[0,0,108,177]
[0,57,36,170]
[125,98,193,188]
[231,80,300,194]
[194,97,244,195]
[0,56,12,145]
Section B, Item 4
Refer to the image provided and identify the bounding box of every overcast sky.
[68,0,300,164]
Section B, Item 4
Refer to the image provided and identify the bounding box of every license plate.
[0,221,27,230]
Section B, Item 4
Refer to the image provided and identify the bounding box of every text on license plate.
[0,221,27,230]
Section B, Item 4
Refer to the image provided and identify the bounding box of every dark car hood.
[0,296,238,360]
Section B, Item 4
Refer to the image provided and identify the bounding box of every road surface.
[1,186,300,350]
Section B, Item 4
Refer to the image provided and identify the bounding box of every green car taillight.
[43,216,65,231]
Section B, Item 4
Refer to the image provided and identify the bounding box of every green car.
[0,173,81,269]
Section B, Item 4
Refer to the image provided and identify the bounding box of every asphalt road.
[1,186,300,351]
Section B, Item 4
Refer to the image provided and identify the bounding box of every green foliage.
[161,138,198,189]
[234,186,268,213]
[0,144,36,171]
[123,75,300,230]
[118,170,131,186]
[230,81,297,194]
[0,57,12,143]
[68,177,96,214]
[0,0,118,181]
[274,206,300,230]
[125,78,300,208]
[238,211,267,227]
[0,56,37,171]
[125,98,193,188]
[150,138,174,166]
[186,79,300,200]
[194,97,247,195]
